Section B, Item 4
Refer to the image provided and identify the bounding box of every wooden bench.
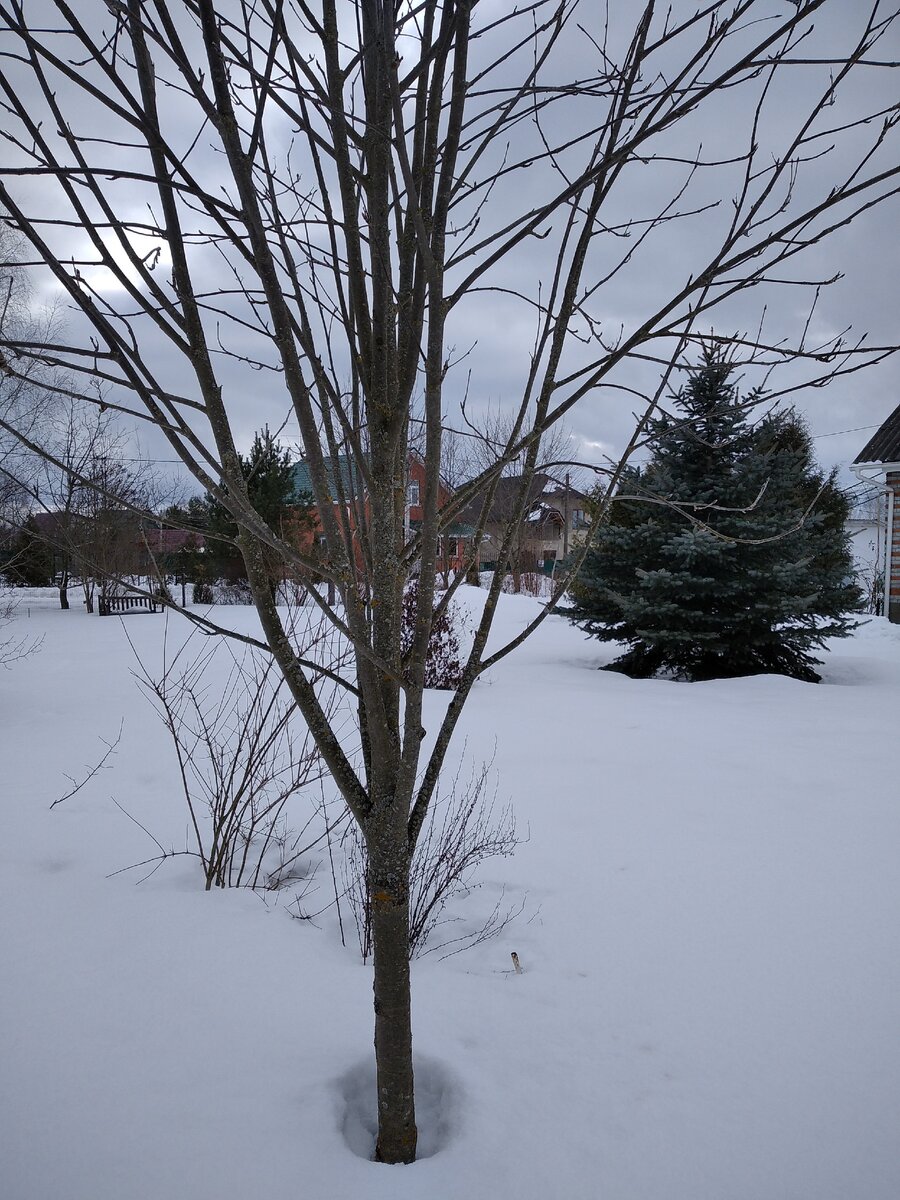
[98,594,160,617]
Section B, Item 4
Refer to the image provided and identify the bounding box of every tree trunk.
[369,843,417,1164]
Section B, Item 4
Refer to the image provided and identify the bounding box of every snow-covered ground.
[2,592,899,1200]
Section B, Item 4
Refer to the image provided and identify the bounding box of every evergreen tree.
[201,428,313,590]
[161,494,210,533]
[568,349,861,683]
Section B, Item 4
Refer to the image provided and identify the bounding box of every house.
[845,491,886,616]
[138,526,205,559]
[289,453,474,577]
[457,472,590,574]
[853,402,900,622]
[17,510,206,590]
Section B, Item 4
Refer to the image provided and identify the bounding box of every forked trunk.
[369,844,416,1164]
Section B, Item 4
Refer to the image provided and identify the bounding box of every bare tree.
[73,432,165,611]
[21,401,160,610]
[0,223,54,533]
[458,408,578,482]
[0,1,898,1163]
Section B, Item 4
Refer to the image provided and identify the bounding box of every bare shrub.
[276,579,314,606]
[342,757,522,961]
[0,587,41,667]
[130,618,348,890]
[514,571,550,599]
[50,721,123,809]
[479,570,552,600]
[212,579,253,605]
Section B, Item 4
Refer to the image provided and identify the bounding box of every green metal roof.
[290,457,365,503]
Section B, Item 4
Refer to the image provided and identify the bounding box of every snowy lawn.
[2,592,899,1200]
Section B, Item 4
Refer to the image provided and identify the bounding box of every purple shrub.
[401,576,465,690]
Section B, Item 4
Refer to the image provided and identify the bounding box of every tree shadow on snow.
[335,1054,462,1161]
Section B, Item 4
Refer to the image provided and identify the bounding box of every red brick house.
[853,403,900,623]
[289,453,473,577]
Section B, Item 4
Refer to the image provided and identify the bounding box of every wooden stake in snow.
[511,952,523,975]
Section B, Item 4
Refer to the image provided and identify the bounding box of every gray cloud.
[2,1,897,490]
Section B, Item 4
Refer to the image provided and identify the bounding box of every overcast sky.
[2,1,899,498]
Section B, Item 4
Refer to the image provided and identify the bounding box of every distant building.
[136,526,205,569]
[289,452,474,577]
[853,404,900,623]
[846,503,886,616]
[457,472,590,575]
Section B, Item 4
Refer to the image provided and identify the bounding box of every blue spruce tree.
[568,349,862,682]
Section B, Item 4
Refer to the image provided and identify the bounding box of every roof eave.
[851,460,900,479]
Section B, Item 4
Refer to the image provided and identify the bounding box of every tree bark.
[369,839,416,1164]
[58,558,70,609]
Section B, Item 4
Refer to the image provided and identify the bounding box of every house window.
[447,538,459,558]
[407,480,420,507]
[571,508,584,527]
